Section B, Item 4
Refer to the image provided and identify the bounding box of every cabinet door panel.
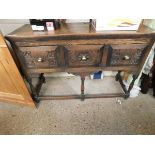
[0,34,35,107]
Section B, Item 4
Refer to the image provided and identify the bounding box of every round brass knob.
[38,57,43,62]
[81,55,87,61]
[123,55,130,60]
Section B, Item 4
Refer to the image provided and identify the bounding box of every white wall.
[1,19,154,35]
[143,19,155,29]
[0,19,29,35]
[0,19,90,35]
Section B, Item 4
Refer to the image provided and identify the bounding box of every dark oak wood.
[115,71,129,98]
[80,76,85,101]
[39,93,125,100]
[5,22,155,106]
[6,23,155,39]
[36,73,46,96]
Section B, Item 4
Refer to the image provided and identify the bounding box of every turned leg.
[115,71,128,97]
[25,75,40,103]
[81,76,85,101]
[127,74,138,94]
[115,71,121,81]
[36,73,46,96]
[117,72,138,99]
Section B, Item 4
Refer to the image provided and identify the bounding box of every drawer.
[19,46,58,68]
[65,45,103,67]
[106,44,147,66]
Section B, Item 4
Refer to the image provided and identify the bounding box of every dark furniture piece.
[6,22,155,106]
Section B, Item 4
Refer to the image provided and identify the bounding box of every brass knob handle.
[81,55,87,61]
[37,57,43,62]
[78,53,90,62]
[123,55,130,60]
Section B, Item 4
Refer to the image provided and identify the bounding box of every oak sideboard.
[6,22,155,106]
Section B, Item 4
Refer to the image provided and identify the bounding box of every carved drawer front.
[107,44,147,66]
[65,45,103,67]
[19,46,58,68]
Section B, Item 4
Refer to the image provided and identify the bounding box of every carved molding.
[47,51,57,67]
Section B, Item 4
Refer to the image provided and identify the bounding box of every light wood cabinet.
[0,33,35,107]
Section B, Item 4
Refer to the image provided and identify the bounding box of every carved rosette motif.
[111,49,143,65]
[77,52,91,62]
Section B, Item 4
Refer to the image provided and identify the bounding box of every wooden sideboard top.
[6,22,155,39]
